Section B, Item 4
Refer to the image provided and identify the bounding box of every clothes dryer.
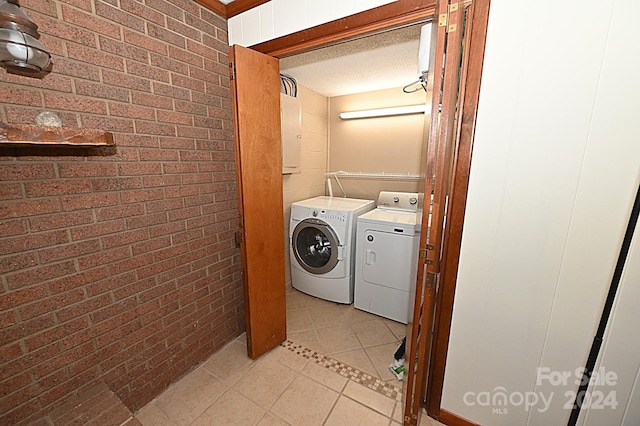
[290,196,374,303]
[354,192,422,323]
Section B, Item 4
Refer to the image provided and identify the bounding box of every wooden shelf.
[0,123,114,147]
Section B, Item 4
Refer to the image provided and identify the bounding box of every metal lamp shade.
[0,0,52,76]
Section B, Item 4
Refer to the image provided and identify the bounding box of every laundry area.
[276,23,431,384]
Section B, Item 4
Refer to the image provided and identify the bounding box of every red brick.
[29,210,94,232]
[95,0,145,33]
[134,121,177,136]
[18,288,85,321]
[126,60,170,83]
[205,82,230,98]
[89,297,137,325]
[177,125,209,139]
[61,192,119,211]
[24,179,92,198]
[153,82,190,100]
[126,212,168,230]
[44,93,107,114]
[0,230,68,256]
[109,253,153,275]
[103,70,151,92]
[131,91,174,110]
[141,174,181,188]
[6,260,77,290]
[85,271,135,298]
[159,137,197,150]
[0,87,43,107]
[148,221,185,238]
[67,43,125,71]
[0,283,48,311]
[145,198,183,213]
[101,228,148,249]
[0,163,56,180]
[61,4,121,39]
[37,14,97,46]
[0,218,28,236]
[52,57,101,81]
[200,8,226,28]
[96,204,145,222]
[24,316,90,351]
[171,73,205,92]
[0,310,17,328]
[38,240,100,264]
[76,80,130,101]
[70,220,125,240]
[0,182,23,200]
[0,313,56,346]
[203,54,229,75]
[130,235,170,256]
[138,149,179,162]
[112,277,155,301]
[123,29,168,56]
[56,293,113,323]
[167,17,201,42]
[0,252,38,275]
[163,162,197,174]
[182,173,213,185]
[145,0,183,20]
[80,115,136,133]
[164,185,198,199]
[108,102,156,121]
[184,15,216,39]
[150,53,189,75]
[120,188,164,204]
[91,177,143,192]
[179,150,210,162]
[78,246,131,271]
[191,92,220,107]
[156,110,193,125]
[120,0,164,26]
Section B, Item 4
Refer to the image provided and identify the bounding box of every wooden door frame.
[248,0,491,420]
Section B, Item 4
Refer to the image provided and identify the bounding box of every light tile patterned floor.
[135,289,443,426]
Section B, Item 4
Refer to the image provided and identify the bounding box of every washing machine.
[290,196,375,303]
[354,192,422,323]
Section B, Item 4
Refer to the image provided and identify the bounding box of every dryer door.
[292,218,340,274]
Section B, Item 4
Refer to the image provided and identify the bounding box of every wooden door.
[229,45,286,359]
[403,0,469,424]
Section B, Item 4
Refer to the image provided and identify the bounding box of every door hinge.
[229,61,236,80]
[438,2,458,33]
[234,230,242,248]
[419,249,435,265]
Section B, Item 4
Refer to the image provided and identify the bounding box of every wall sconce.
[339,104,429,120]
[0,0,52,78]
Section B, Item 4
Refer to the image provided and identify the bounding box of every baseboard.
[438,409,481,426]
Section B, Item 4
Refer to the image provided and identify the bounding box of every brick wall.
[0,0,244,423]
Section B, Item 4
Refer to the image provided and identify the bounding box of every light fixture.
[0,0,52,78]
[339,104,429,120]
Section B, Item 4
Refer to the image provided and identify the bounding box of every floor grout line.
[280,340,402,402]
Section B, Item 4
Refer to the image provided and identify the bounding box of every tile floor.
[135,288,443,426]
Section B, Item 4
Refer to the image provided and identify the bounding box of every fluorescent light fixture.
[339,104,428,120]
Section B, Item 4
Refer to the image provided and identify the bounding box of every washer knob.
[393,197,400,203]
[409,197,417,205]
[312,210,318,217]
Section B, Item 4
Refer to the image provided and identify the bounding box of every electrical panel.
[280,93,302,174]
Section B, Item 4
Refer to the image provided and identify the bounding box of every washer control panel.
[312,209,347,222]
[377,191,422,212]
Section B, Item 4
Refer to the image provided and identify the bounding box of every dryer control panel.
[377,192,422,212]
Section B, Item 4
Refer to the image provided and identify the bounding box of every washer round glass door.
[292,218,340,274]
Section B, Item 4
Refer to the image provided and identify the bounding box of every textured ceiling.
[280,24,423,98]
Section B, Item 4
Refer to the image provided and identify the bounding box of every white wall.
[282,85,328,287]
[441,0,640,425]
[228,0,397,46]
[578,216,640,426]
